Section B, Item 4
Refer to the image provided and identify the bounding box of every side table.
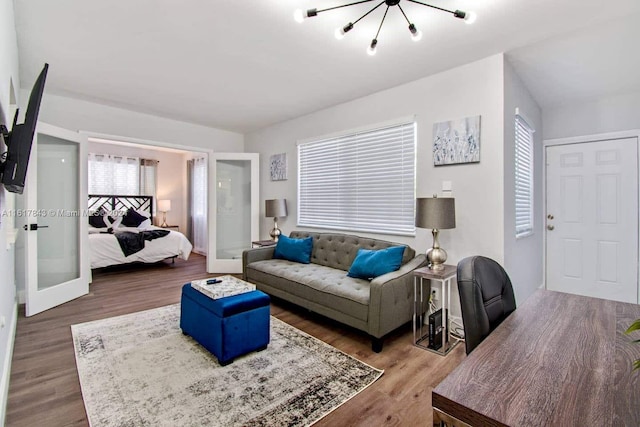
[413,264,460,356]
[252,240,277,248]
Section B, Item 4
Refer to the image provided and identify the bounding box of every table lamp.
[158,199,171,227]
[415,195,456,271]
[265,199,288,241]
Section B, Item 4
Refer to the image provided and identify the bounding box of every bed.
[88,195,193,269]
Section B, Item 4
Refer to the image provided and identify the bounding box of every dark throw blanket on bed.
[114,230,170,257]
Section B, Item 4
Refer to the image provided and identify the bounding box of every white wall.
[543,90,640,140]
[88,141,196,232]
[0,0,20,423]
[246,54,507,315]
[503,60,544,305]
[26,92,244,153]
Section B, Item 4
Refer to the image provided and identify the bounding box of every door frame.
[543,129,640,304]
[80,131,213,266]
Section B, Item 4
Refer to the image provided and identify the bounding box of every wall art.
[433,115,481,166]
[269,153,288,181]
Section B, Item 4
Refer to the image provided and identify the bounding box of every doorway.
[545,134,639,303]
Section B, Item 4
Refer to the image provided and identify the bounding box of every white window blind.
[298,122,416,236]
[515,113,534,238]
[88,153,140,195]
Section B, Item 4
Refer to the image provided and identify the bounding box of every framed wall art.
[433,115,481,166]
[269,153,288,181]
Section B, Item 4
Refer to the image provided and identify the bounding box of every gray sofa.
[242,231,427,352]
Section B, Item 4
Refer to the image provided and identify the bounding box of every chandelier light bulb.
[463,11,477,24]
[334,22,354,40]
[367,39,378,56]
[294,9,305,23]
[409,24,422,42]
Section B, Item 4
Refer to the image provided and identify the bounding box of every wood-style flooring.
[6,253,465,426]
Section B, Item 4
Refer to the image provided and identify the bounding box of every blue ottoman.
[180,283,270,365]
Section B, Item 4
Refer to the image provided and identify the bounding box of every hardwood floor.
[6,253,465,426]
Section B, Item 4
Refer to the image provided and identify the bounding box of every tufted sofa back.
[289,231,416,272]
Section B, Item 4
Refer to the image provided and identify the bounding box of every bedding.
[89,225,193,268]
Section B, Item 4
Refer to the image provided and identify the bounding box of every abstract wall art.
[269,153,288,181]
[433,115,481,166]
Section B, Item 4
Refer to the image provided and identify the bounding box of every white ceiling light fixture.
[294,0,476,56]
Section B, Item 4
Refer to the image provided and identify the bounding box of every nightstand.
[252,240,277,248]
[413,264,460,356]
[161,225,179,231]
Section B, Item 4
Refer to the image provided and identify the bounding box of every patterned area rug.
[71,304,383,427]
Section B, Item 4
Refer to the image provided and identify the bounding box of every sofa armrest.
[368,254,428,338]
[242,247,276,280]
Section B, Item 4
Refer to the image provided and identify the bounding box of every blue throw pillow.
[347,246,406,280]
[274,235,313,264]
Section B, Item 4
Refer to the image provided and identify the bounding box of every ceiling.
[13,0,640,134]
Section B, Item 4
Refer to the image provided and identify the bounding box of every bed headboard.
[88,195,154,219]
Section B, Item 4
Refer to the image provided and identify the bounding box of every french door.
[23,123,89,316]
[208,153,259,273]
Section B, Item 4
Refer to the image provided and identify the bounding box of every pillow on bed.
[88,210,107,228]
[121,208,148,227]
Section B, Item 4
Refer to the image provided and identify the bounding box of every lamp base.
[160,212,168,228]
[426,247,447,271]
[270,218,282,242]
[427,228,447,270]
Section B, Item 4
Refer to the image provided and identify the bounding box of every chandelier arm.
[352,0,386,26]
[374,5,390,40]
[397,4,412,25]
[316,0,376,14]
[405,0,455,15]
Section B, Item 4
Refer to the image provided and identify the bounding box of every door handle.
[547,224,555,231]
[24,224,49,231]
[547,214,554,220]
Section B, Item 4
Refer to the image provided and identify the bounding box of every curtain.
[189,157,208,254]
[140,158,159,218]
[88,153,139,195]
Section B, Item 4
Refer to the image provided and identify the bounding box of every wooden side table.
[251,239,277,248]
[413,264,460,356]
[161,225,179,231]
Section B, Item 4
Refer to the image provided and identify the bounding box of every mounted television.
[0,63,49,194]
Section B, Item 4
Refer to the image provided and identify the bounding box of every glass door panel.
[36,135,80,289]
[209,153,259,273]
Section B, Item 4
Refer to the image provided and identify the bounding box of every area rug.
[71,304,383,427]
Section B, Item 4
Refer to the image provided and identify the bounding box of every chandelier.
[294,0,476,56]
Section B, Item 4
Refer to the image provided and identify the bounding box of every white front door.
[24,122,89,316]
[545,137,638,303]
[208,153,259,273]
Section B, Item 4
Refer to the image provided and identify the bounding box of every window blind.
[515,113,534,238]
[298,122,416,236]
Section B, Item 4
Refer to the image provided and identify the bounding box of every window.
[298,121,416,236]
[515,111,535,238]
[88,153,139,195]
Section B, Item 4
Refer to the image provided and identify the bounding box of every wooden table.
[432,289,640,427]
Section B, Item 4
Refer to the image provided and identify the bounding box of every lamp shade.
[265,199,288,218]
[158,199,172,213]
[415,197,455,229]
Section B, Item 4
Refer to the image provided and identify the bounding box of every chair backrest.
[457,256,516,354]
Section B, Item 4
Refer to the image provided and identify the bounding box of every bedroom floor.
[6,253,465,427]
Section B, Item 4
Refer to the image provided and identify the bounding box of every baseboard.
[0,302,18,427]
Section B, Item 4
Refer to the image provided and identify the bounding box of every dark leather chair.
[457,256,516,354]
